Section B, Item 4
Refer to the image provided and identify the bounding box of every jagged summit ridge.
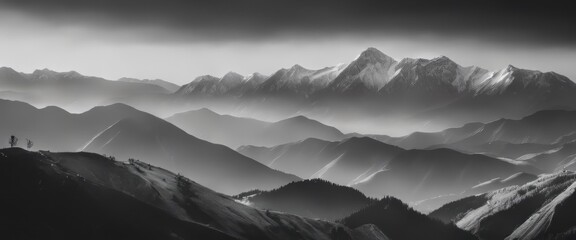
[173,47,575,99]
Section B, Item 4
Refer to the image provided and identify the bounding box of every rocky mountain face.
[430,171,576,240]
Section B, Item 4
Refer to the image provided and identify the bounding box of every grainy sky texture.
[0,0,574,84]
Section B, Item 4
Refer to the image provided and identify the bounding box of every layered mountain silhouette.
[0,99,147,151]
[81,109,299,194]
[166,108,345,148]
[0,67,171,112]
[2,47,575,134]
[118,77,181,92]
[430,171,576,240]
[519,140,576,172]
[237,179,376,220]
[351,148,539,212]
[0,148,399,240]
[375,110,576,159]
[238,137,403,185]
[239,136,538,212]
[412,172,539,214]
[0,99,298,194]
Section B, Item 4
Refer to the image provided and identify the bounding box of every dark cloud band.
[1,0,575,45]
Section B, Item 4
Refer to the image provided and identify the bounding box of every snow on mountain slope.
[0,148,238,240]
[227,72,269,95]
[471,65,576,95]
[0,148,389,240]
[327,47,397,93]
[381,56,462,93]
[507,179,576,240]
[254,64,346,96]
[450,171,576,240]
[175,75,237,96]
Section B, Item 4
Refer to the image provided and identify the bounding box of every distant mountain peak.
[357,47,396,63]
[222,71,243,79]
[506,64,519,71]
[194,75,219,82]
[286,64,312,76]
[220,72,244,85]
[290,64,306,70]
[283,115,311,122]
[194,107,220,115]
[0,66,18,72]
[430,55,458,65]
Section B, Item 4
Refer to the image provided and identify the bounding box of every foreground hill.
[0,148,391,240]
[166,108,345,148]
[430,171,576,240]
[237,179,376,220]
[0,148,237,240]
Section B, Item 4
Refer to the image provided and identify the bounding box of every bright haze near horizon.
[0,0,575,85]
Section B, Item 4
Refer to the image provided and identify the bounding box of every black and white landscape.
[1,1,576,240]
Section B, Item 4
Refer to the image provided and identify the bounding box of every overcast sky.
[0,0,574,85]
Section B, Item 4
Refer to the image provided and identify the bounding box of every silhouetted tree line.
[249,179,376,220]
[339,196,477,240]
[128,158,153,171]
[428,194,488,224]
[176,173,195,197]
[259,179,375,201]
[232,189,263,199]
[7,135,33,149]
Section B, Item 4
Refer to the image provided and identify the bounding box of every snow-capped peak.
[220,72,244,84]
[328,47,399,91]
[356,47,396,64]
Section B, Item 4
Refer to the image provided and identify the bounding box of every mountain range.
[372,109,576,159]
[0,148,475,240]
[165,108,345,148]
[238,136,539,212]
[171,47,576,135]
[3,47,575,135]
[0,67,172,113]
[238,137,403,186]
[82,109,299,194]
[2,46,576,240]
[0,99,298,194]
